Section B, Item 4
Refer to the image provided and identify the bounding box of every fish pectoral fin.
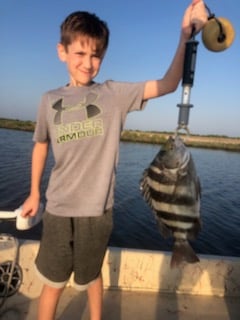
[170,240,200,268]
[196,177,202,199]
[156,218,172,238]
[187,219,202,240]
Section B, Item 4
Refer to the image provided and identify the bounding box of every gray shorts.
[35,208,113,290]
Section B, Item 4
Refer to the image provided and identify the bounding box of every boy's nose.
[83,56,92,69]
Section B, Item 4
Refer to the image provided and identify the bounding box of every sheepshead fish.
[140,135,201,268]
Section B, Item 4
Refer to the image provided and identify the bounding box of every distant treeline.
[121,130,240,151]
[1,118,240,151]
[0,118,35,132]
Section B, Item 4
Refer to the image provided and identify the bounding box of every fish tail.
[170,240,200,268]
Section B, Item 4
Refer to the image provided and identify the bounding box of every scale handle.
[182,39,199,87]
[176,35,199,134]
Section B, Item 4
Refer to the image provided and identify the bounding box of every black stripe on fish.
[148,186,196,206]
[156,210,199,224]
[155,214,201,240]
[155,221,201,243]
[170,224,201,235]
[147,167,177,185]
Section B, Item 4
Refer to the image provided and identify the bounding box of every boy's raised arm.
[143,0,207,100]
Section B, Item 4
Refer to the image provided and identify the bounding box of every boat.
[1,232,240,319]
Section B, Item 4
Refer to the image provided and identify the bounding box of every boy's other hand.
[21,196,40,218]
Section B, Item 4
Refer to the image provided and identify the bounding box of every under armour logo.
[52,92,101,125]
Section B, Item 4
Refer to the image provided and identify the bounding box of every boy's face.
[57,36,104,86]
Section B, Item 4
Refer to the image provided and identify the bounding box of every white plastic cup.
[16,203,44,230]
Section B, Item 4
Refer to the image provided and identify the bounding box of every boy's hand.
[21,196,40,218]
[182,0,208,38]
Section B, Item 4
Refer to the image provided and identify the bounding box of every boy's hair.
[60,11,109,56]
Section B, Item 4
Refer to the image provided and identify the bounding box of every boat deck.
[1,287,239,320]
[1,242,240,319]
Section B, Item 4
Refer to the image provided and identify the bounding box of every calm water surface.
[1,128,240,257]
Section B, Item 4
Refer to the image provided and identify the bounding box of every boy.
[22,1,207,319]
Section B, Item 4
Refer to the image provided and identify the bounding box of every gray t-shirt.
[34,80,147,217]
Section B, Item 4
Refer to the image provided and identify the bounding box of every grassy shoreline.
[1,118,240,152]
[0,118,36,132]
[121,130,240,152]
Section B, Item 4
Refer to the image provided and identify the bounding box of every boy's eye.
[75,52,101,59]
[92,54,101,59]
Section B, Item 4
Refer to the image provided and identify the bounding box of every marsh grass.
[1,118,239,151]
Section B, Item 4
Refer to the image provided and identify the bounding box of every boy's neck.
[67,80,95,87]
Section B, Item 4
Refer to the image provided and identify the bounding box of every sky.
[1,0,239,137]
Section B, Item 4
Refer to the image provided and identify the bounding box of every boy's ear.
[57,43,67,62]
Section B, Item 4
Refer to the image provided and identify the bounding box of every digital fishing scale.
[176,4,235,135]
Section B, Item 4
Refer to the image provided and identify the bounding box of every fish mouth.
[162,136,190,170]
[165,135,183,150]
[164,136,176,150]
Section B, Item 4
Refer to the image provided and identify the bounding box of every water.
[1,128,240,257]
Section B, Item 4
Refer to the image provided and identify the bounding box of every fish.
[140,135,201,268]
